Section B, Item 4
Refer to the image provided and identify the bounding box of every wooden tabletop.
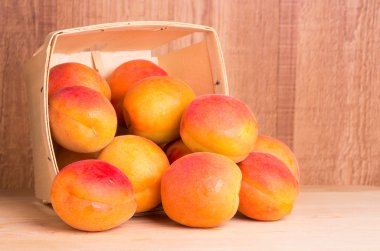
[1,186,379,251]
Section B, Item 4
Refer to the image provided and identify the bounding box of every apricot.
[123,76,196,144]
[49,62,111,100]
[180,94,258,163]
[49,86,117,153]
[50,160,136,231]
[253,135,300,180]
[161,152,242,228]
[164,138,192,164]
[238,152,299,221]
[55,147,98,170]
[108,60,167,124]
[98,135,170,213]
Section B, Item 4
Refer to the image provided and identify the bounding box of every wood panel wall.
[0,0,379,190]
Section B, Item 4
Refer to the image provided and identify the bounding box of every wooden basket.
[24,21,228,203]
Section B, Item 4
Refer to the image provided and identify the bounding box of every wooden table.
[1,186,379,251]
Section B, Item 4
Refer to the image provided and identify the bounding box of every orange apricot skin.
[123,76,196,144]
[161,152,242,228]
[49,62,111,100]
[108,60,167,125]
[238,152,299,221]
[253,135,300,181]
[49,86,117,153]
[180,94,258,163]
[164,138,192,164]
[98,135,170,213]
[50,160,136,231]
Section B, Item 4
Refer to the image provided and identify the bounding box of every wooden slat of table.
[1,186,379,251]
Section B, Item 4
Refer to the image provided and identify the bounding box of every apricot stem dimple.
[213,179,223,193]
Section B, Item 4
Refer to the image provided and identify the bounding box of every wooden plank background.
[0,0,379,190]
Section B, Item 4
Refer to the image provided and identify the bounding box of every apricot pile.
[48,60,299,232]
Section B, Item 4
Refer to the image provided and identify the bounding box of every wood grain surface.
[0,0,379,189]
[1,186,380,250]
[294,0,380,185]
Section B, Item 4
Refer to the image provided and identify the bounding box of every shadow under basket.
[24,21,229,215]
